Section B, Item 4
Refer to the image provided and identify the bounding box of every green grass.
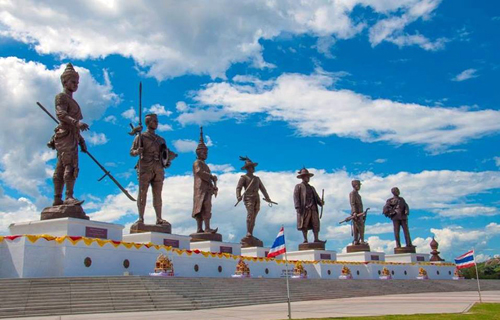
[298,303,500,320]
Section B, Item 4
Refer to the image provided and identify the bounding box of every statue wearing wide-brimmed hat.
[293,168,326,250]
[236,156,274,247]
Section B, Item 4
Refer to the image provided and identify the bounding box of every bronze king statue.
[41,63,89,220]
[236,156,276,247]
[383,187,415,254]
[129,111,177,234]
[190,127,222,242]
[294,168,326,250]
[37,64,135,220]
[342,180,370,252]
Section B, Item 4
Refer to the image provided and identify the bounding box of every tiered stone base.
[394,246,416,254]
[240,235,263,248]
[298,241,326,251]
[346,243,370,253]
[41,205,89,220]
[130,221,171,234]
[190,232,223,242]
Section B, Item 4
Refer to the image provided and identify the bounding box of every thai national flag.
[268,227,286,258]
[455,250,476,269]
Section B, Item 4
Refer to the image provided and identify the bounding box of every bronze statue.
[293,168,326,250]
[349,180,366,245]
[236,156,274,247]
[50,63,89,206]
[130,113,177,233]
[191,127,221,241]
[383,187,415,253]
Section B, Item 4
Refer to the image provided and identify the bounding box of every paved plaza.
[5,290,499,320]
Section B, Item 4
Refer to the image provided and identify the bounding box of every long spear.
[36,102,136,202]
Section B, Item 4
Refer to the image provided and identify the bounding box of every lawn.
[299,303,500,320]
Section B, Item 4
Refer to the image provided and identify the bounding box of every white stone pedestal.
[9,218,124,241]
[190,240,241,256]
[241,246,271,258]
[385,253,430,263]
[286,249,336,261]
[337,251,385,262]
[123,233,191,250]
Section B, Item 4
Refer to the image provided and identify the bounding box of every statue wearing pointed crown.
[190,127,221,241]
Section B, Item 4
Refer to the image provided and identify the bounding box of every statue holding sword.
[236,156,276,247]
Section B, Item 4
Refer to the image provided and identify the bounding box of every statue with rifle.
[236,156,276,247]
[129,83,177,234]
[293,167,326,250]
[344,180,371,252]
[38,63,135,220]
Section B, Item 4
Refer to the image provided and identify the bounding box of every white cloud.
[104,115,117,124]
[0,1,444,80]
[432,206,498,218]
[208,164,235,173]
[452,68,479,82]
[366,222,394,235]
[374,158,387,163]
[188,72,500,151]
[82,132,109,146]
[121,107,138,123]
[495,157,500,167]
[0,197,39,235]
[157,124,173,132]
[315,36,336,59]
[173,139,198,153]
[0,57,117,197]
[147,104,172,117]
[205,135,214,147]
[176,101,188,112]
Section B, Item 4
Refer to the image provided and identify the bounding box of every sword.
[36,101,136,202]
[234,177,255,207]
[320,189,325,219]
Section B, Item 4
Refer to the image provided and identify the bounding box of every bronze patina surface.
[383,187,415,254]
[294,168,326,250]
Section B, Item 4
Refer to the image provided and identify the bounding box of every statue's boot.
[203,218,218,234]
[154,205,169,225]
[63,179,84,205]
[302,230,309,243]
[53,179,64,206]
[196,217,204,233]
[313,230,326,244]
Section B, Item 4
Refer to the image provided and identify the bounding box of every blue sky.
[0,0,499,261]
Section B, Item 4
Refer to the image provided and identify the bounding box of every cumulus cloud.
[187,72,500,151]
[82,132,109,146]
[172,139,198,153]
[452,68,479,82]
[157,124,173,132]
[432,206,498,218]
[208,164,235,173]
[0,1,444,80]
[121,107,138,123]
[0,57,117,197]
[147,104,172,117]
[495,157,500,167]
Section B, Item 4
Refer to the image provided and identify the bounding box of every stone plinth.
[240,235,263,248]
[385,253,429,263]
[41,205,89,220]
[346,243,370,253]
[190,232,223,242]
[9,218,124,241]
[123,232,191,250]
[298,241,326,251]
[337,251,385,262]
[190,240,242,256]
[241,246,271,258]
[286,249,336,262]
[394,246,416,254]
[130,221,171,234]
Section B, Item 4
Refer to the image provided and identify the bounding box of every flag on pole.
[454,250,476,269]
[268,227,286,258]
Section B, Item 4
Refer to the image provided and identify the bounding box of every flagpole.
[473,249,482,303]
[283,226,292,320]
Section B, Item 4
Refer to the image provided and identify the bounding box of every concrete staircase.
[1,277,499,318]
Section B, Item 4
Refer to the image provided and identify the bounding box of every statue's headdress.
[239,156,258,170]
[60,63,79,84]
[196,127,208,152]
[297,167,314,179]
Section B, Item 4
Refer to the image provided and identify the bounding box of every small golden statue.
[339,265,353,279]
[382,267,391,276]
[151,254,174,276]
[292,261,307,278]
[417,267,428,279]
[233,259,251,277]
